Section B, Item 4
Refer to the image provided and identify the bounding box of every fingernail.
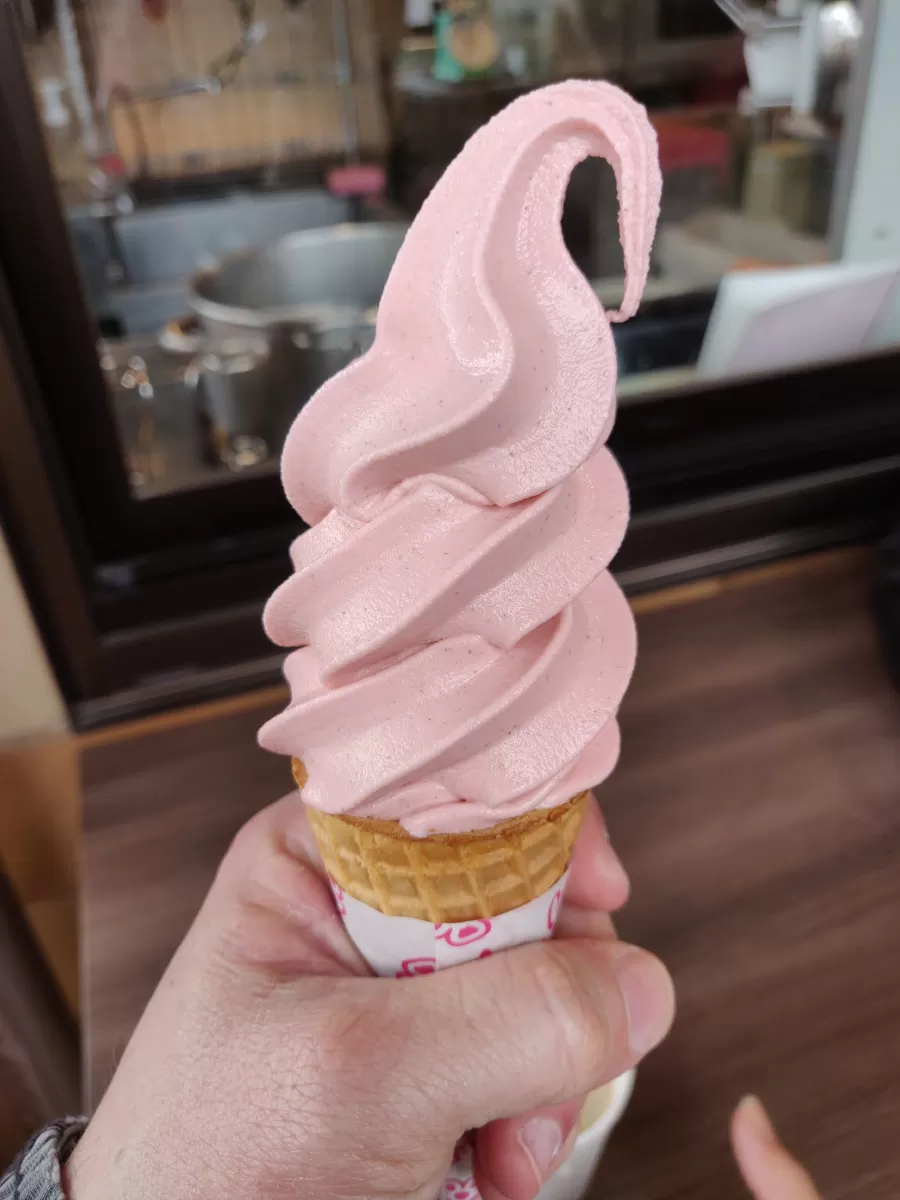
[739,1095,777,1144]
[517,1116,563,1189]
[609,945,674,1055]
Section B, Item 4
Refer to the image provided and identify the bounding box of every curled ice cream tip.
[259,80,661,836]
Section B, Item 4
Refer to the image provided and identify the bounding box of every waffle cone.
[293,759,589,922]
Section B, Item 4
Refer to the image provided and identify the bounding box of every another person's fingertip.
[731,1094,822,1199]
[734,1094,777,1144]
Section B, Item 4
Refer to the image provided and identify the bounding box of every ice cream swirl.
[259,80,661,835]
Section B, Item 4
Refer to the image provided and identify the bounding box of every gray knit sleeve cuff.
[1,1120,88,1200]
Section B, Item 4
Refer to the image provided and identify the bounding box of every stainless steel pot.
[189,222,407,338]
[182,222,408,455]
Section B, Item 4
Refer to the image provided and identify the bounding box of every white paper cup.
[536,1070,636,1200]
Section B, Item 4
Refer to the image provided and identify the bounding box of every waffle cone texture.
[293,759,588,922]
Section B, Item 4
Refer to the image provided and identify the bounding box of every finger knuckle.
[312,985,422,1099]
[310,988,452,1185]
[314,987,394,1080]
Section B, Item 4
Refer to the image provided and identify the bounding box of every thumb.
[404,937,674,1138]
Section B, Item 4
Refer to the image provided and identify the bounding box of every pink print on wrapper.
[443,1177,479,1200]
[435,920,492,946]
[547,888,563,932]
[442,1137,478,1199]
[396,956,437,978]
[330,882,347,917]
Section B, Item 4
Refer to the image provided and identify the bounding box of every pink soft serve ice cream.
[259,80,661,836]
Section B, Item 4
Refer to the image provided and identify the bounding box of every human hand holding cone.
[293,759,601,1200]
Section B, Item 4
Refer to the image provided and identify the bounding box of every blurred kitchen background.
[2,0,900,725]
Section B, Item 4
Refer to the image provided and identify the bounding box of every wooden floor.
[81,552,900,1199]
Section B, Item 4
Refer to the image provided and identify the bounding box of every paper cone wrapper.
[294,760,589,1200]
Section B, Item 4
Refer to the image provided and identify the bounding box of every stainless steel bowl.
[188,222,408,343]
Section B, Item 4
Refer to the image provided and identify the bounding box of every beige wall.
[0,525,68,744]
[0,526,76,1012]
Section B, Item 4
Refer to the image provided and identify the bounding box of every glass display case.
[1,0,899,724]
